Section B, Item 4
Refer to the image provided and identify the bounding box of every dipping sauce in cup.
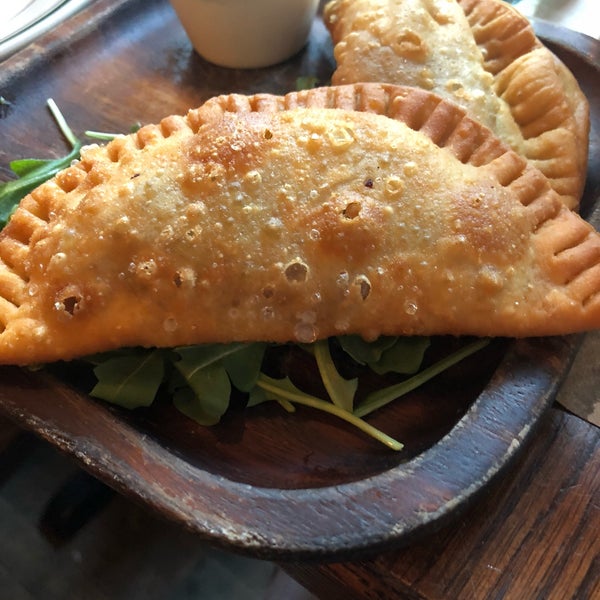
[170,0,320,68]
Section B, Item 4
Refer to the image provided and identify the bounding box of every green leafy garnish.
[0,99,82,227]
[221,343,268,392]
[90,349,166,409]
[82,336,489,451]
[169,343,267,425]
[355,338,490,417]
[0,99,129,229]
[296,75,320,90]
[173,361,232,425]
[83,131,123,141]
[313,339,357,412]
[255,374,403,451]
[339,335,430,375]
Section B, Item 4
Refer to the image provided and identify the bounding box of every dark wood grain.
[283,406,600,600]
[0,0,598,565]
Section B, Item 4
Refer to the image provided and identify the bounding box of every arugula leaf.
[355,338,490,417]
[369,337,431,375]
[247,380,296,412]
[173,342,250,373]
[84,131,124,140]
[338,335,430,375]
[171,343,266,425]
[0,99,82,228]
[0,147,82,227]
[0,99,127,230]
[90,349,165,409]
[85,336,483,449]
[338,335,398,364]
[222,342,267,392]
[8,158,54,177]
[84,348,144,366]
[296,75,320,90]
[173,361,231,426]
[171,344,236,424]
[256,375,309,403]
[313,339,357,412]
[256,374,403,451]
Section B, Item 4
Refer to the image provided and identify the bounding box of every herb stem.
[47,98,79,149]
[355,338,491,417]
[276,398,296,413]
[313,339,357,412]
[256,374,403,451]
[85,131,122,141]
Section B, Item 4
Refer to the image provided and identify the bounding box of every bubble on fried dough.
[173,267,196,289]
[54,285,84,317]
[403,161,418,177]
[390,30,426,61]
[336,271,350,297]
[419,68,434,90]
[262,306,275,320]
[343,201,362,219]
[284,259,309,283]
[266,217,283,231]
[385,176,405,198]
[133,259,157,279]
[262,285,275,299]
[163,316,178,332]
[327,125,354,149]
[478,265,504,291]
[354,275,372,300]
[404,300,418,315]
[294,310,317,343]
[244,170,262,185]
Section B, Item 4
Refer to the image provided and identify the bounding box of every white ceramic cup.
[170,0,320,69]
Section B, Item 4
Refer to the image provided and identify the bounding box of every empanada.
[0,83,598,366]
[324,0,590,209]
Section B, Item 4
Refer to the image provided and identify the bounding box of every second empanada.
[324,0,590,209]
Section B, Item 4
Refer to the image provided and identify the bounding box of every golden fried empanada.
[0,83,599,365]
[324,0,590,209]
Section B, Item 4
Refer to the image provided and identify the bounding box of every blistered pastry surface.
[324,0,590,208]
[0,84,598,365]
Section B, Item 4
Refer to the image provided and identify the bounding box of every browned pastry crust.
[0,83,598,365]
[324,0,590,209]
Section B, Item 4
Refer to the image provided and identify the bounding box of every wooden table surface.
[283,396,600,599]
[0,1,598,598]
